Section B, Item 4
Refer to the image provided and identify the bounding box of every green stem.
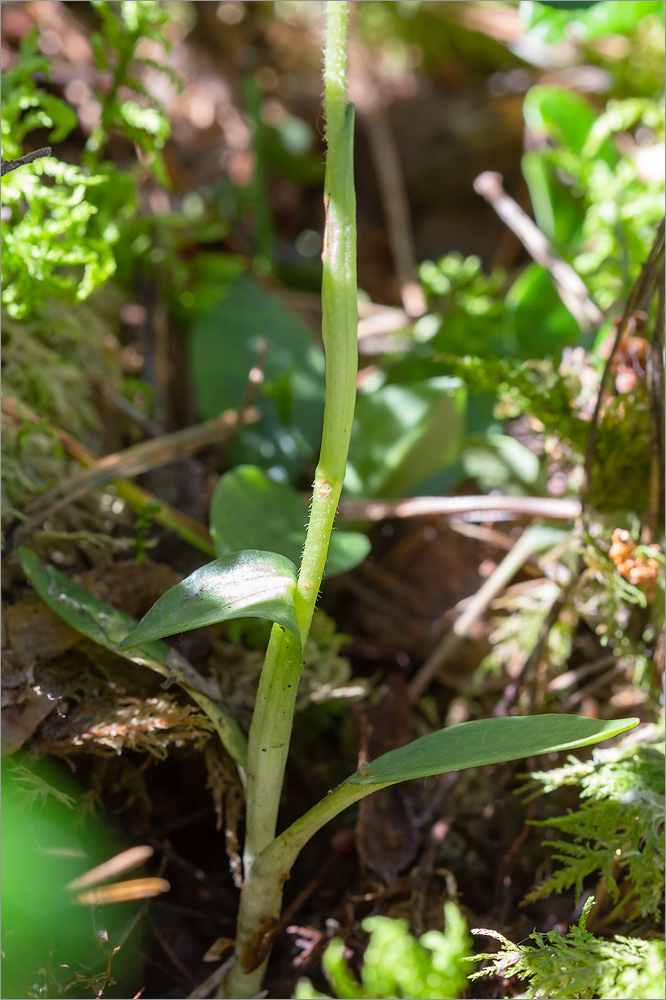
[222,3,356,996]
[224,778,388,1000]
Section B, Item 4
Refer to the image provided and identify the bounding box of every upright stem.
[222,4,357,996]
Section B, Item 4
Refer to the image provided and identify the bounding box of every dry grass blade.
[65,844,170,905]
[74,878,170,905]
[15,407,258,534]
[66,844,155,890]
[340,495,581,522]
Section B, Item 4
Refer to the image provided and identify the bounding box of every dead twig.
[474,171,604,333]
[409,527,562,702]
[350,40,427,318]
[11,406,258,544]
[492,575,578,718]
[1,396,215,554]
[644,265,665,543]
[362,106,427,318]
[1,147,52,176]
[339,495,581,523]
[186,956,236,1000]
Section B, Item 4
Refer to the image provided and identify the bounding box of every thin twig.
[409,527,561,702]
[1,146,52,176]
[363,106,427,318]
[339,495,581,523]
[446,519,528,552]
[11,407,258,544]
[644,267,665,543]
[350,39,426,318]
[492,575,578,718]
[187,957,236,1000]
[1,395,216,554]
[474,171,604,332]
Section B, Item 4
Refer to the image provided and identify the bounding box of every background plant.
[471,897,665,1000]
[1,1,176,318]
[523,728,665,921]
[1,2,663,998]
[294,903,472,1000]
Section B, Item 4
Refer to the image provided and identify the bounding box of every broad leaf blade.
[189,272,326,480]
[345,377,466,499]
[210,465,370,576]
[346,715,640,786]
[18,547,248,772]
[118,549,300,648]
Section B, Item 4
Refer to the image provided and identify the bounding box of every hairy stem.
[221,4,357,996]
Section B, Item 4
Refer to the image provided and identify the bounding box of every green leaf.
[188,272,325,479]
[523,86,617,164]
[18,547,249,772]
[522,148,586,247]
[506,263,580,355]
[19,546,174,662]
[462,433,543,492]
[345,377,466,498]
[210,465,370,577]
[522,1,662,45]
[576,1,664,38]
[346,715,639,786]
[118,550,301,648]
[2,758,127,1000]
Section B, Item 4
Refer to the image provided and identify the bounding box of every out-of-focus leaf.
[118,550,301,648]
[344,377,466,498]
[522,149,585,246]
[2,759,134,1000]
[19,547,179,665]
[346,715,640,786]
[505,263,580,355]
[462,433,543,492]
[576,0,664,38]
[524,86,617,163]
[188,272,325,480]
[522,1,662,44]
[210,465,370,577]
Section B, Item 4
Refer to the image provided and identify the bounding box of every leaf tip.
[116,630,139,651]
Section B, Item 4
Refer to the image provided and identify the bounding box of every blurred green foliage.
[2,759,136,1000]
[210,464,371,576]
[86,0,180,179]
[1,30,123,317]
[2,4,664,999]
[294,903,472,1000]
[523,87,664,313]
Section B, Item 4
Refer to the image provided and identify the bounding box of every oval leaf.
[211,465,370,577]
[346,715,639,786]
[118,549,300,649]
[345,377,466,499]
